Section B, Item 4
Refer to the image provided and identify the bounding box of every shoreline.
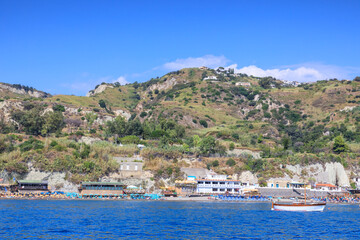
[1,196,359,205]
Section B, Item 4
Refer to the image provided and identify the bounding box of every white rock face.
[325,162,350,187]
[340,106,355,112]
[114,109,131,120]
[286,162,350,187]
[239,171,258,185]
[0,100,23,122]
[148,77,180,92]
[0,83,49,98]
[86,84,114,97]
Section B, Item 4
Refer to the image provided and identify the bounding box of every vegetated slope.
[0,68,359,187]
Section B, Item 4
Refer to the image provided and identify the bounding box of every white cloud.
[113,76,128,85]
[227,63,357,83]
[163,55,229,70]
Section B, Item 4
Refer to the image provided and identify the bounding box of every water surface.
[0,200,359,239]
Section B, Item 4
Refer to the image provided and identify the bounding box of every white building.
[203,76,217,81]
[196,174,243,194]
[235,82,251,87]
[353,176,360,189]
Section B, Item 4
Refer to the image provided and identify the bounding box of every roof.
[81,182,125,185]
[17,180,47,184]
[197,179,242,182]
[316,183,337,188]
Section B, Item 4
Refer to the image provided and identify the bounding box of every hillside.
[0,68,359,191]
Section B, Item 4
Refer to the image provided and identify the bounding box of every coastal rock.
[238,171,258,185]
[286,163,350,187]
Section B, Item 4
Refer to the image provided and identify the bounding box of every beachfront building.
[16,180,49,193]
[79,182,126,197]
[196,175,242,194]
[315,183,338,191]
[266,179,310,189]
[175,176,197,196]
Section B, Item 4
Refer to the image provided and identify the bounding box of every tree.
[11,105,45,135]
[199,136,216,155]
[333,136,348,154]
[42,111,65,135]
[98,99,106,109]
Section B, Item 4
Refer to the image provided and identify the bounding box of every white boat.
[272,201,326,212]
[271,185,326,212]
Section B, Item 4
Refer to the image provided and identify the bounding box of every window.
[198,181,203,184]
[227,189,233,192]
[213,182,218,184]
[220,189,225,192]
[276,184,279,188]
[120,165,123,170]
[135,165,138,171]
[205,182,211,185]
[220,182,225,184]
[212,188,218,192]
[126,165,129,170]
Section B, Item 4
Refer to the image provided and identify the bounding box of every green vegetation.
[0,68,359,185]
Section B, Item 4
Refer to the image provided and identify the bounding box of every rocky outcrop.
[86,84,114,97]
[148,77,181,92]
[0,100,23,122]
[286,162,350,187]
[238,171,258,185]
[0,83,50,98]
[114,109,131,120]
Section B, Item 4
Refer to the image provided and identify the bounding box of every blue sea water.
[0,200,359,239]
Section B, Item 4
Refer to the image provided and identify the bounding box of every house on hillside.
[235,82,251,87]
[203,76,217,81]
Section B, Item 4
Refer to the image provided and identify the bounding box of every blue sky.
[1,0,359,96]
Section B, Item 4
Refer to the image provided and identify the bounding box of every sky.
[1,0,360,96]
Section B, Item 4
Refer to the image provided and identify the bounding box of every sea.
[0,200,359,239]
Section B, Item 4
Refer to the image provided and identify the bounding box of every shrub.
[120,135,140,144]
[226,158,236,166]
[53,104,65,112]
[140,112,148,118]
[199,120,208,128]
[229,143,235,151]
[212,160,219,167]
